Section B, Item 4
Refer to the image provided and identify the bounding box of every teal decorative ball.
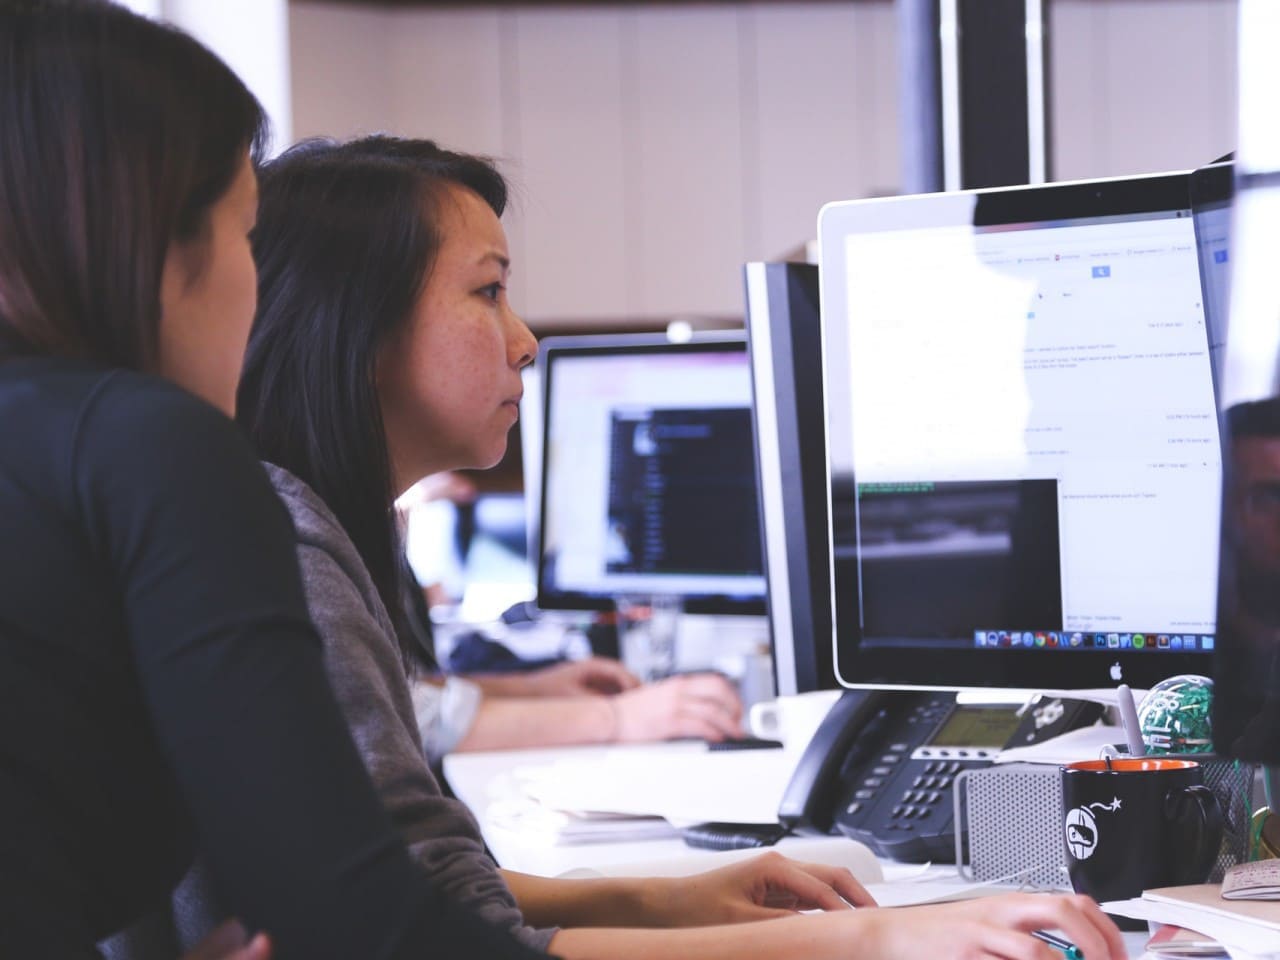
[1137,674,1214,754]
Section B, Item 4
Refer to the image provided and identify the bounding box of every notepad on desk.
[1222,860,1280,901]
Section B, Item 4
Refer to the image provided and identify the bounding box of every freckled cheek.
[444,328,506,393]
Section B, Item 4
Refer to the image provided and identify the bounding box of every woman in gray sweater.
[231,135,1127,960]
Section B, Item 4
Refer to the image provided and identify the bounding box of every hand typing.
[612,672,744,742]
[651,851,876,927]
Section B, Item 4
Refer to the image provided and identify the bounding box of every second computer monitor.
[535,333,766,615]
[743,261,838,693]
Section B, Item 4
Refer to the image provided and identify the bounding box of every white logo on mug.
[1065,807,1099,860]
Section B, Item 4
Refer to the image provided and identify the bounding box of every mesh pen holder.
[954,764,1071,889]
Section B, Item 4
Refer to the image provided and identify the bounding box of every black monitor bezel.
[743,262,839,692]
[819,171,1217,691]
[534,332,767,616]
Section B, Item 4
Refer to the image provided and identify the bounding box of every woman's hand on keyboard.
[520,657,642,697]
[650,850,875,926]
[858,892,1126,960]
[613,673,744,743]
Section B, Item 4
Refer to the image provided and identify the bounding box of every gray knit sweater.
[263,464,555,952]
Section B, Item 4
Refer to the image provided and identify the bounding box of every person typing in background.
[394,471,748,764]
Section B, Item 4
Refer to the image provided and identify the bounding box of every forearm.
[466,673,546,698]
[502,872,659,929]
[546,913,868,960]
[455,696,614,751]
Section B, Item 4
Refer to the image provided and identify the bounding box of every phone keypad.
[831,693,1008,862]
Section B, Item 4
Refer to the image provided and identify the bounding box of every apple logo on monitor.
[1110,662,1123,682]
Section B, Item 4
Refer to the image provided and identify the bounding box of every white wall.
[289,1,897,325]
[1050,0,1236,181]
[117,0,293,150]
[289,0,1237,326]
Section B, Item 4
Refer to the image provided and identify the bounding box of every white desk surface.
[444,741,806,879]
[444,741,1157,957]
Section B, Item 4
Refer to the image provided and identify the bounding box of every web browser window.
[841,210,1219,639]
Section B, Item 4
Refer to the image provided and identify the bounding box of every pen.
[1032,929,1084,960]
[1116,682,1146,757]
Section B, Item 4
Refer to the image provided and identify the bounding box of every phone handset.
[776,689,890,835]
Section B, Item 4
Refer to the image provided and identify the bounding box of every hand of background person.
[396,471,479,512]
[393,470,478,534]
[651,851,875,927]
[182,920,270,960]
[860,892,1127,960]
[516,656,642,696]
[612,672,743,742]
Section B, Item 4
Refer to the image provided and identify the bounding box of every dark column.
[898,0,943,195]
[898,0,1051,192]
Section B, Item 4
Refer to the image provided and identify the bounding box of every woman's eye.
[479,282,503,302]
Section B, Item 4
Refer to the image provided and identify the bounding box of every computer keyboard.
[708,736,784,752]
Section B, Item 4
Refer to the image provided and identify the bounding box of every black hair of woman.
[0,0,267,366]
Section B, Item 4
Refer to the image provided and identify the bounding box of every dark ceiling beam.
[294,0,868,7]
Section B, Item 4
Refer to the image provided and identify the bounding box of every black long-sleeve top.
[0,358,541,960]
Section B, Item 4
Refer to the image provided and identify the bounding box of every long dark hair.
[0,0,267,368]
[238,136,508,658]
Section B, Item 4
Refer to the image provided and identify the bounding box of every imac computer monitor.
[535,333,767,615]
[819,171,1219,691]
[743,261,838,694]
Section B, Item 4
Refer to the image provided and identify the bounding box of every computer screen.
[535,333,767,615]
[819,171,1219,690]
[743,261,838,693]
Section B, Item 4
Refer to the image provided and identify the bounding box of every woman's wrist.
[593,695,620,744]
[621,875,679,927]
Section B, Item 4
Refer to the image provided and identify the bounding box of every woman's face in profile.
[157,153,259,416]
[378,183,537,492]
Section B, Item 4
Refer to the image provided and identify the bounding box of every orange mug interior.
[1065,758,1199,772]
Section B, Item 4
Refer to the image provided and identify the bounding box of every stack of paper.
[479,742,799,846]
[993,724,1125,765]
[1103,883,1280,960]
[486,791,679,845]
[511,745,798,827]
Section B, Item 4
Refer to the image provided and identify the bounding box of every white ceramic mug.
[747,689,842,749]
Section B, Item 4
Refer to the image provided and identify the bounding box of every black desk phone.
[778,689,1104,862]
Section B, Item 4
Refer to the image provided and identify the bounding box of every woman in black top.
[0,4,540,959]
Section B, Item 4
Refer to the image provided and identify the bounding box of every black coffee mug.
[1061,758,1223,910]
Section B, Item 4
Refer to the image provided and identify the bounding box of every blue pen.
[1033,930,1084,960]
